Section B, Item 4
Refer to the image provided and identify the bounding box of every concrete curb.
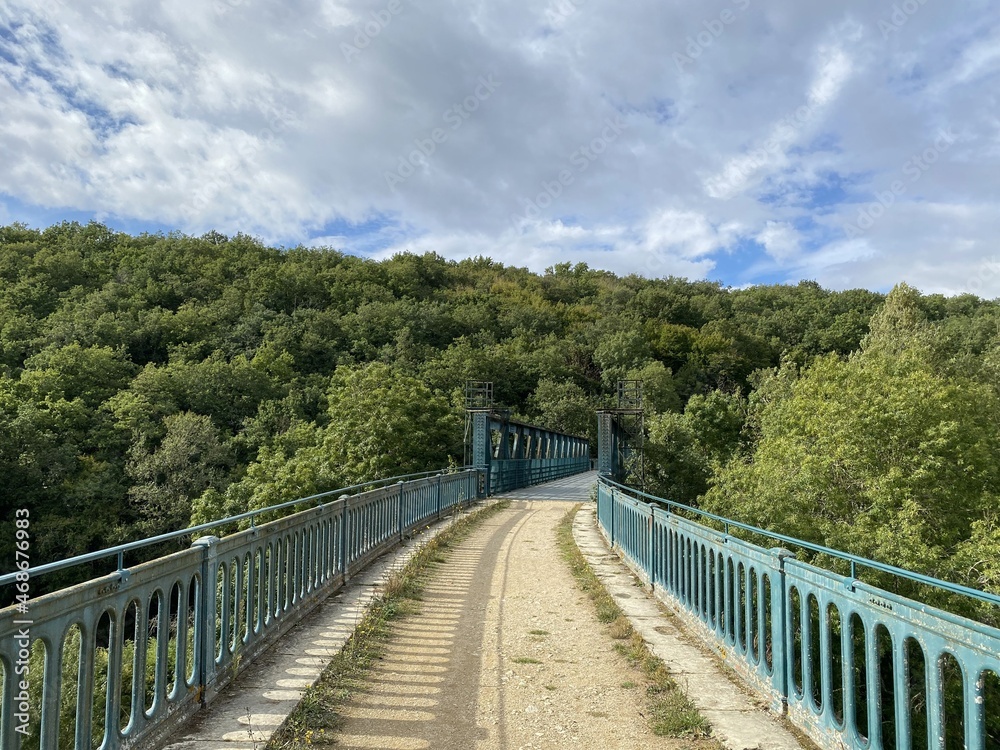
[161,500,498,750]
[572,504,804,750]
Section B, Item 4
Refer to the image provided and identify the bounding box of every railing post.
[610,488,616,548]
[647,505,655,586]
[770,547,795,715]
[436,474,443,519]
[192,535,221,702]
[398,481,405,542]
[340,496,350,580]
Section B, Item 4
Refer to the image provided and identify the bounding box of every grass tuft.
[266,500,510,749]
[555,504,715,741]
[511,656,542,664]
[608,615,634,640]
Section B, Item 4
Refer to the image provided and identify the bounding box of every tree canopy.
[702,284,1000,618]
[6,221,1000,609]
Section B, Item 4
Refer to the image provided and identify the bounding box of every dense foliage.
[701,284,1000,619]
[3,221,998,612]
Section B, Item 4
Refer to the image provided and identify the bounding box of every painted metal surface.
[470,413,589,495]
[597,412,616,476]
[596,477,1000,750]
[489,456,591,494]
[0,470,480,750]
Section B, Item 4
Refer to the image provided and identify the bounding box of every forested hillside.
[3,221,999,608]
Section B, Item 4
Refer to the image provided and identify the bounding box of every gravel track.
[333,500,701,749]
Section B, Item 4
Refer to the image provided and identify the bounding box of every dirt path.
[332,500,697,750]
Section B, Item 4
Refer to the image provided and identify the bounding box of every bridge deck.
[493,469,597,502]
[162,473,799,750]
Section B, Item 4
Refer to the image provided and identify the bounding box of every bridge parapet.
[0,469,480,750]
[470,413,590,495]
[597,477,1000,750]
[0,434,596,750]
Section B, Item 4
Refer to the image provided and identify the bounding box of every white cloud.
[757,221,800,263]
[702,41,855,200]
[0,0,999,295]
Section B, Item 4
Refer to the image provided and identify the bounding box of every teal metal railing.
[597,476,1000,750]
[0,469,481,750]
[489,456,591,494]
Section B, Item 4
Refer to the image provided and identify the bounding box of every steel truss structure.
[466,380,590,495]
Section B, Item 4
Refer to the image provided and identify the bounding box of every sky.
[1,1,999,295]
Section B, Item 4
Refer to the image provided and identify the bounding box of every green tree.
[322,363,462,483]
[192,364,462,522]
[705,297,1000,605]
[644,389,745,505]
[528,379,596,443]
[128,412,234,534]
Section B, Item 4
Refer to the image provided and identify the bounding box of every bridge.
[2,415,999,750]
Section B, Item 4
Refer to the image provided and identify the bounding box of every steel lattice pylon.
[597,380,644,488]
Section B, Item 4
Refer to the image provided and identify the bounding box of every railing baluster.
[965,667,986,750]
[925,650,945,750]
[39,632,61,750]
[76,621,96,750]
[893,629,911,750]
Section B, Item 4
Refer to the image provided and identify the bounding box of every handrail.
[0,467,471,588]
[600,476,1000,610]
[596,476,1000,750]
[1,467,485,750]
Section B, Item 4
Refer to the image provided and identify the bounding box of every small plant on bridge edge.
[556,504,716,742]
[266,500,510,749]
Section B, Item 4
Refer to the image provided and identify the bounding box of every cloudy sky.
[1,1,999,294]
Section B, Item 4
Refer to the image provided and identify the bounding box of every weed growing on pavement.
[556,504,716,741]
[267,500,510,749]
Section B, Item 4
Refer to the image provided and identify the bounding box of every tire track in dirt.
[333,507,522,749]
[334,501,699,749]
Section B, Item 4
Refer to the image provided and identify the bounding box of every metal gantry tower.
[597,379,645,488]
[464,380,494,469]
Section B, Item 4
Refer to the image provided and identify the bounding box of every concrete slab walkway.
[573,503,805,750]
